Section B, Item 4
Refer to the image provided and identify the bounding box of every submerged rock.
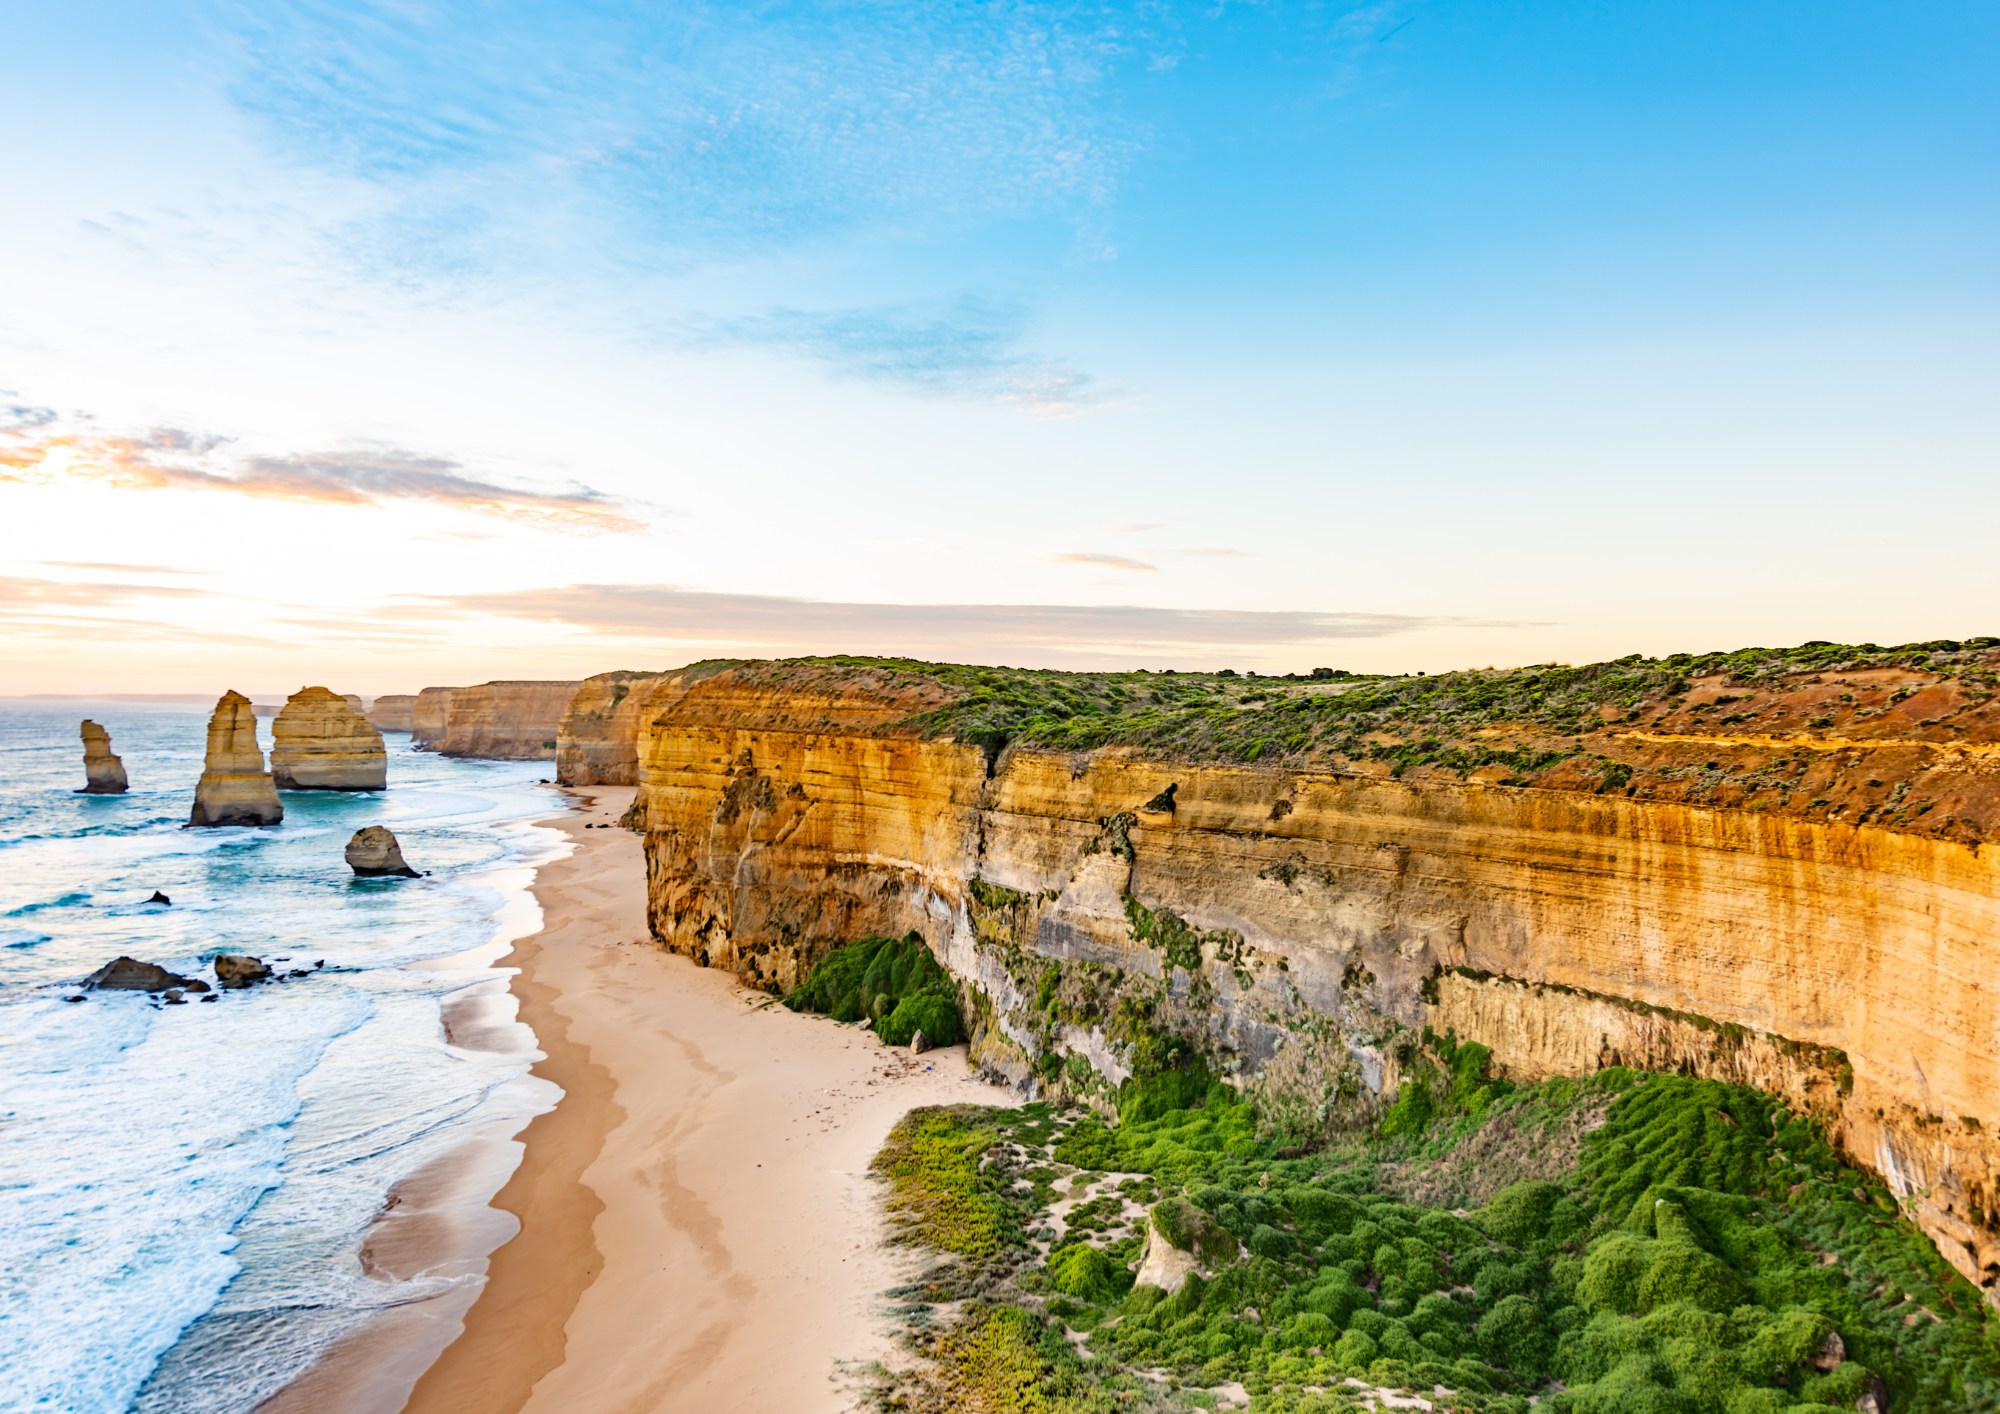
[76,720,128,794]
[83,956,194,993]
[189,691,283,827]
[345,826,420,878]
[271,687,388,791]
[147,891,171,906]
[214,954,272,988]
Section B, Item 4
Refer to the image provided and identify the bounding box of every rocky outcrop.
[632,663,2000,1300]
[555,663,739,786]
[346,826,419,877]
[437,680,580,759]
[411,687,460,748]
[189,691,283,827]
[214,954,272,988]
[84,956,200,992]
[270,687,387,791]
[369,694,417,733]
[77,720,127,794]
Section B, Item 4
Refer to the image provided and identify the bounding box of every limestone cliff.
[410,687,459,748]
[554,662,739,785]
[77,720,127,794]
[190,690,283,827]
[437,680,580,760]
[631,652,2000,1299]
[368,694,417,733]
[271,687,387,790]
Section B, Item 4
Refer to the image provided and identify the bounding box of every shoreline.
[276,785,1009,1413]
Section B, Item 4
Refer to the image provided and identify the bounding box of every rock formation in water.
[555,663,740,786]
[624,646,2000,1301]
[189,691,283,827]
[346,825,419,878]
[436,680,581,759]
[410,687,460,748]
[83,956,208,993]
[76,720,128,794]
[270,687,387,791]
[214,954,272,988]
[368,694,417,733]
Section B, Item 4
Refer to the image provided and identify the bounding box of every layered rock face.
[410,687,459,747]
[634,665,2000,1299]
[270,687,387,790]
[555,663,739,785]
[77,720,127,793]
[368,694,417,733]
[189,691,283,826]
[437,680,580,759]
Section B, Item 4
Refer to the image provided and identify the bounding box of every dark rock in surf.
[84,956,195,993]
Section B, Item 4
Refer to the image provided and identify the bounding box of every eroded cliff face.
[411,688,459,747]
[368,694,417,733]
[271,687,387,790]
[437,680,580,759]
[634,667,2000,1298]
[190,690,283,827]
[555,663,744,786]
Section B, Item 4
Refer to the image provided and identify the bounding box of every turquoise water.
[0,704,565,1412]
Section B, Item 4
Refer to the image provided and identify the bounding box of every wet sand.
[277,786,1006,1413]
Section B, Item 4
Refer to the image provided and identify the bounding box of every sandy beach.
[287,786,1007,1413]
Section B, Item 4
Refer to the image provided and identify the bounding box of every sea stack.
[345,825,420,878]
[189,691,284,827]
[271,687,388,790]
[368,694,417,733]
[76,720,128,794]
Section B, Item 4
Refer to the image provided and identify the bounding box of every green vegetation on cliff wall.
[785,932,964,1047]
[871,1064,2000,1414]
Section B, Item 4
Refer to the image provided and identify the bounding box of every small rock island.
[76,720,128,794]
[271,686,388,791]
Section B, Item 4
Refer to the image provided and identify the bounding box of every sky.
[2,1,1995,696]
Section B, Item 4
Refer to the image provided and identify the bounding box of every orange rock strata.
[632,665,2000,1300]
[368,694,417,733]
[437,680,580,760]
[271,686,387,790]
[410,687,459,747]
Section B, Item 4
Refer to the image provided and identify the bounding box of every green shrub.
[1048,1243,1131,1304]
[786,932,963,1045]
[1150,1197,1240,1267]
[1478,1294,1554,1379]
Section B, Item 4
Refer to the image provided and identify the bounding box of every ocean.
[0,702,566,1412]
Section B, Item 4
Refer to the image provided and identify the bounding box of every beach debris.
[83,956,197,993]
[189,691,284,827]
[345,825,420,878]
[909,1029,932,1055]
[147,891,171,906]
[77,720,129,794]
[214,954,273,989]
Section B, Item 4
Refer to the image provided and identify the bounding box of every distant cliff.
[622,646,2000,1301]
[368,694,416,733]
[555,663,738,785]
[437,680,580,760]
[410,687,459,747]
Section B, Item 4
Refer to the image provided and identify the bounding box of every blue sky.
[2,1,1995,692]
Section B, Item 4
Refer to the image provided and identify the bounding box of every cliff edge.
[628,644,2000,1300]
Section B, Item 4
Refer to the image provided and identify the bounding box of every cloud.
[415,582,1536,662]
[692,303,1111,415]
[0,413,639,531]
[0,574,211,608]
[223,3,1144,258]
[41,561,210,576]
[1051,552,1159,572]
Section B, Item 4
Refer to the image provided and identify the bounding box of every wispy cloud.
[0,574,211,609]
[1051,552,1159,572]
[40,561,210,576]
[223,3,1143,260]
[413,581,1536,662]
[0,410,639,530]
[692,303,1112,415]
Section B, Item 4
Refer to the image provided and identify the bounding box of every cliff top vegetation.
[698,639,2000,842]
